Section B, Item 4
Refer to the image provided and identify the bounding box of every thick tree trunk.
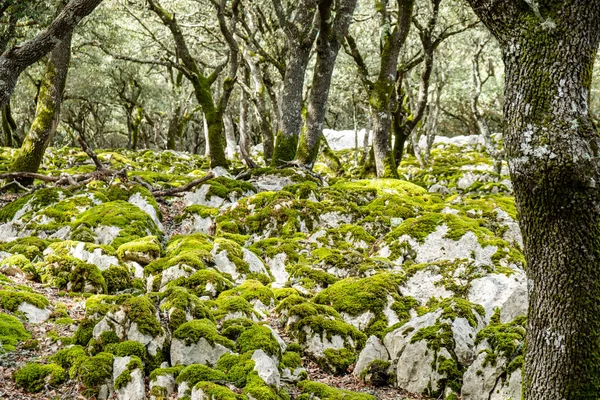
[295,0,357,168]
[271,48,312,166]
[467,2,600,398]
[0,0,103,108]
[10,31,72,184]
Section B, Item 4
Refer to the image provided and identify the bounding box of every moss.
[0,312,29,352]
[313,273,405,316]
[123,295,163,337]
[106,184,161,218]
[219,279,274,306]
[193,381,241,400]
[288,264,339,290]
[51,345,88,378]
[14,363,66,392]
[213,295,258,321]
[167,269,233,298]
[297,381,376,400]
[102,265,132,293]
[43,253,107,293]
[243,371,281,399]
[149,365,185,381]
[271,131,299,166]
[0,188,62,223]
[178,204,220,220]
[116,235,162,264]
[72,200,161,247]
[160,286,214,331]
[0,236,50,259]
[113,340,147,359]
[0,254,32,272]
[54,317,74,325]
[177,364,227,387]
[216,352,255,387]
[114,356,143,390]
[475,310,526,369]
[280,351,302,369]
[320,348,356,375]
[237,324,281,357]
[205,177,256,200]
[0,289,49,311]
[359,360,391,387]
[173,318,235,349]
[77,352,113,395]
[73,318,97,346]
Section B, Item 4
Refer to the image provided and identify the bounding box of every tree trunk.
[2,101,16,147]
[0,0,103,108]
[10,30,72,184]
[295,0,357,168]
[224,113,237,159]
[467,2,600,398]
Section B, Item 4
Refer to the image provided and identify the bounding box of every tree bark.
[0,0,103,108]
[466,1,600,398]
[295,0,358,168]
[271,0,319,166]
[10,29,73,184]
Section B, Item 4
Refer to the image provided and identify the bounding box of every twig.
[152,172,215,198]
[0,180,32,193]
[77,133,106,171]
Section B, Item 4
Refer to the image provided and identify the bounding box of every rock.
[129,192,164,232]
[17,302,51,323]
[281,367,307,383]
[170,337,232,367]
[252,349,281,387]
[451,317,478,365]
[184,185,226,208]
[94,226,122,245]
[461,351,505,400]
[468,272,527,322]
[341,311,374,331]
[266,253,289,288]
[489,369,522,400]
[457,172,479,190]
[400,269,453,304]
[149,372,177,400]
[113,356,145,400]
[354,336,389,378]
[70,241,119,271]
[428,183,451,195]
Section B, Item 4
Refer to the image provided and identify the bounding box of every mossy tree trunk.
[467,1,600,398]
[2,101,17,147]
[10,29,73,183]
[271,0,319,166]
[346,0,415,178]
[295,0,358,168]
[0,0,103,108]
[147,0,240,169]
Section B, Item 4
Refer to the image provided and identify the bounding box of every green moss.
[271,131,299,166]
[113,340,147,359]
[149,365,184,381]
[51,345,88,378]
[237,324,281,357]
[0,236,50,259]
[14,363,66,392]
[43,253,107,294]
[0,289,49,311]
[243,371,281,399]
[0,312,29,352]
[102,265,132,293]
[213,295,258,321]
[297,381,376,400]
[0,188,62,223]
[475,310,526,369]
[177,364,227,387]
[117,235,162,264]
[219,280,274,306]
[77,352,113,395]
[193,381,241,400]
[280,351,302,369]
[167,269,233,298]
[114,356,143,390]
[321,348,356,375]
[72,200,161,247]
[173,319,235,349]
[160,286,214,331]
[216,352,255,387]
[123,295,163,337]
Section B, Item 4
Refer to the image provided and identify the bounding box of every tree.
[295,0,358,168]
[10,1,73,184]
[465,1,600,398]
[0,0,104,108]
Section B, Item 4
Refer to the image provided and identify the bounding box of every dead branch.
[151,172,215,198]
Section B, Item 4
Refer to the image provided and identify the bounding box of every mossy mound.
[0,312,30,352]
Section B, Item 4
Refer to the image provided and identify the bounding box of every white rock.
[396,341,450,394]
[341,311,374,331]
[401,269,453,304]
[17,302,51,323]
[267,253,289,288]
[489,369,522,400]
[0,223,19,242]
[266,325,287,352]
[250,175,294,192]
[252,349,281,387]
[303,327,351,358]
[319,212,352,228]
[457,172,479,190]
[113,356,145,400]
[71,241,119,271]
[149,372,177,400]
[468,272,527,322]
[212,248,239,281]
[461,351,506,400]
[160,265,196,290]
[129,192,164,232]
[94,226,121,245]
[170,337,232,367]
[184,185,226,208]
[127,322,165,357]
[354,336,389,377]
[451,317,479,365]
[181,215,213,235]
[49,226,72,240]
[243,248,269,276]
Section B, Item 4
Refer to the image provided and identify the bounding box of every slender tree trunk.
[2,101,16,147]
[466,2,600,398]
[238,79,256,168]
[224,113,237,159]
[10,30,72,183]
[166,105,182,151]
[295,0,358,168]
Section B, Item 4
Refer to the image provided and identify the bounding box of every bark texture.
[295,0,358,168]
[0,0,103,108]
[10,30,73,183]
[466,1,600,398]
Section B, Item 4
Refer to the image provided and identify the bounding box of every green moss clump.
[0,237,49,259]
[114,356,143,390]
[475,310,526,369]
[77,352,114,396]
[113,340,147,359]
[321,348,356,375]
[177,364,227,387]
[51,345,88,378]
[215,352,255,387]
[102,265,132,293]
[280,350,302,369]
[72,200,161,248]
[0,313,29,352]
[173,319,235,349]
[237,324,281,357]
[123,295,163,337]
[213,295,258,321]
[218,280,274,306]
[0,289,49,311]
[14,363,66,392]
[193,381,242,400]
[297,381,376,400]
[116,236,162,264]
[43,254,107,294]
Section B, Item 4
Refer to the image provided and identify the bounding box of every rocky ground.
[0,136,526,400]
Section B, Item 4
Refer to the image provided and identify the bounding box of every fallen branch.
[77,133,107,171]
[152,172,215,198]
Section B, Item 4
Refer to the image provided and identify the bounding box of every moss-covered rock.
[14,362,66,392]
[0,312,29,352]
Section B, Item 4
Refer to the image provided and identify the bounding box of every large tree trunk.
[0,0,103,108]
[10,30,73,184]
[467,2,600,398]
[295,0,357,168]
